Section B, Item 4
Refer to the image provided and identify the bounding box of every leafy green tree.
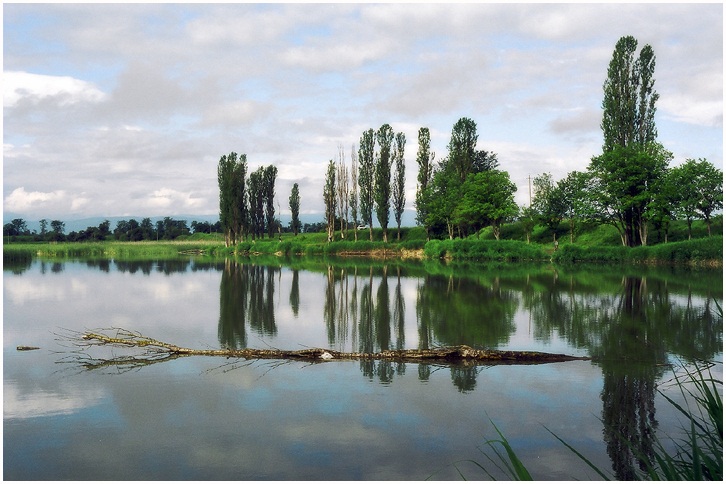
[519,206,537,244]
[50,220,65,237]
[358,129,376,241]
[448,117,478,182]
[647,167,680,243]
[668,158,723,239]
[4,218,29,237]
[39,219,48,238]
[589,143,671,246]
[349,144,359,241]
[424,160,460,239]
[532,173,566,242]
[392,131,406,241]
[140,218,154,240]
[415,127,435,238]
[456,170,518,240]
[375,123,394,243]
[323,159,337,242]
[263,165,278,239]
[691,158,723,236]
[559,171,591,243]
[289,183,301,236]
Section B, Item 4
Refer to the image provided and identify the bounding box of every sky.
[3,2,723,227]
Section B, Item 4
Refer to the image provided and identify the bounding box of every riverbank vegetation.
[3,218,721,267]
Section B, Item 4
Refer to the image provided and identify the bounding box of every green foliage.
[423,239,548,262]
[552,236,722,265]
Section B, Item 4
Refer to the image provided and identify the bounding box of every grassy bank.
[552,236,723,266]
[3,224,722,266]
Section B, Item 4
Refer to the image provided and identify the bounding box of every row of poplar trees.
[217,152,278,247]
[324,123,407,243]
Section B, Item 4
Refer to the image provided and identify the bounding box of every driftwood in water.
[16,345,40,351]
[71,328,589,365]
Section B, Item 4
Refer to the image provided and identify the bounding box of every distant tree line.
[3,217,222,242]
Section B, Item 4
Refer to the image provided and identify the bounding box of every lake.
[3,255,722,480]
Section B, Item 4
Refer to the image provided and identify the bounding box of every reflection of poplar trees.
[393,267,406,350]
[218,261,278,349]
[358,268,374,354]
[323,266,337,345]
[289,269,300,316]
[218,259,248,349]
[600,277,659,480]
[375,267,391,351]
[248,265,277,336]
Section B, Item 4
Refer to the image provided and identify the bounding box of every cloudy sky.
[3,2,723,225]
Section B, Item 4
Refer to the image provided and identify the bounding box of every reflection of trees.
[450,365,479,393]
[524,270,722,480]
[289,269,300,316]
[415,274,518,347]
[218,259,249,349]
[218,261,279,349]
[248,264,278,336]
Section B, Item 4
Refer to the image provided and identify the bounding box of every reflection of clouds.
[4,277,88,305]
[3,380,105,419]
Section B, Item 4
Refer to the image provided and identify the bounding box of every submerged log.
[75,328,589,365]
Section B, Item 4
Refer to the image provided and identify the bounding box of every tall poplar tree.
[392,131,406,241]
[263,165,278,239]
[375,123,394,243]
[415,127,435,238]
[217,152,238,247]
[349,143,359,241]
[358,129,376,241]
[248,167,265,239]
[323,159,337,242]
[233,155,248,242]
[289,183,301,236]
[336,144,349,239]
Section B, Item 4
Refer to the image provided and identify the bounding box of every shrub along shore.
[3,224,722,267]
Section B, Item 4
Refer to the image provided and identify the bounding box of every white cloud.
[3,381,105,420]
[3,71,106,108]
[147,188,206,210]
[4,187,68,213]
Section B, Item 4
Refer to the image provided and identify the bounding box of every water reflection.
[218,260,279,349]
[7,256,721,479]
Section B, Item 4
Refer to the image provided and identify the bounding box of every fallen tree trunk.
[73,328,589,365]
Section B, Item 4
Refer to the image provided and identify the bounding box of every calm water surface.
[3,256,722,480]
